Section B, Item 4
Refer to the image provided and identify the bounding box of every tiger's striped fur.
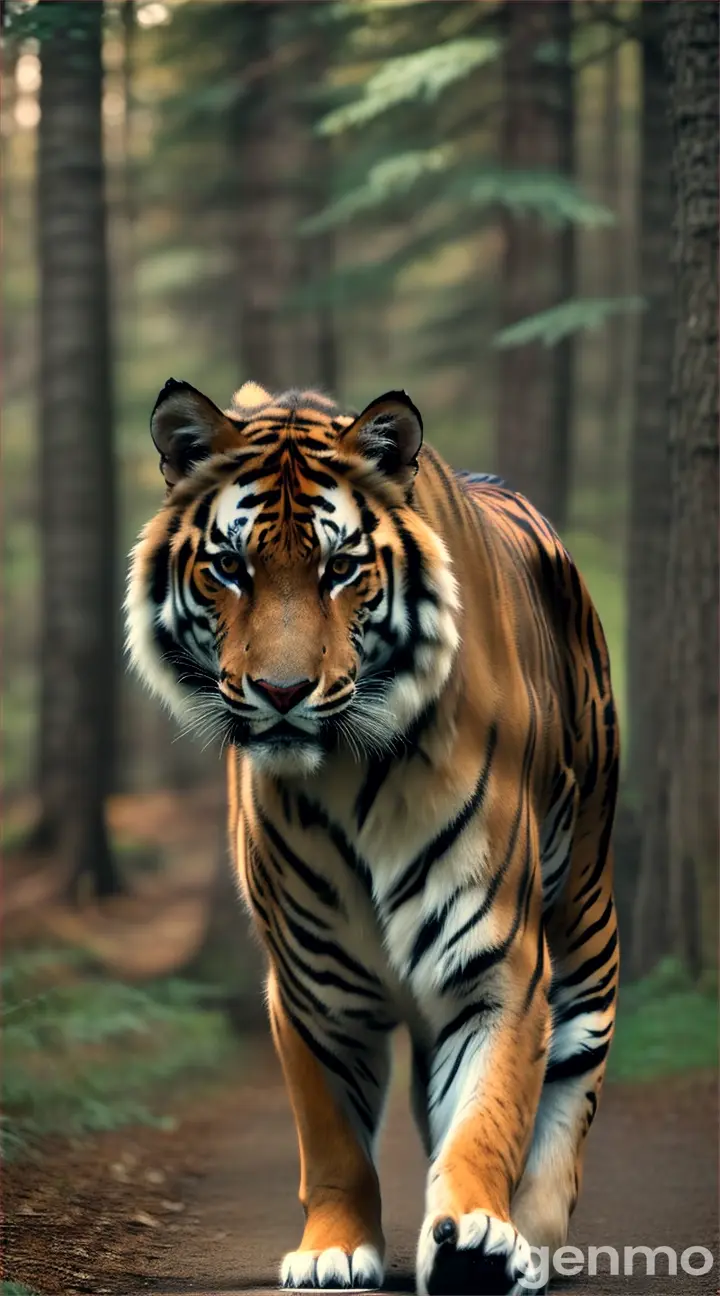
[127,380,619,1296]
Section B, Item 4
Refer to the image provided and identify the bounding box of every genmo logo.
[519,1243,715,1290]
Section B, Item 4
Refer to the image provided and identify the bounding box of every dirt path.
[6,1042,718,1296]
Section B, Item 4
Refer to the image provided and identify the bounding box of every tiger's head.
[126,379,460,776]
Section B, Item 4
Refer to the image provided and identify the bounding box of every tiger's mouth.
[222,710,328,755]
[241,718,329,777]
[217,675,399,767]
[249,720,320,749]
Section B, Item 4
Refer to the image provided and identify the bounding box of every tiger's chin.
[246,741,326,778]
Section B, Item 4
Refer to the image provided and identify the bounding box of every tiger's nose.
[251,677,317,715]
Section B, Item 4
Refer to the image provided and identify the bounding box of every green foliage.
[611,960,718,1082]
[494,297,645,350]
[2,948,237,1161]
[462,170,614,229]
[3,0,99,40]
[3,1283,44,1296]
[318,37,501,134]
[302,147,453,233]
[308,162,615,236]
[297,8,626,365]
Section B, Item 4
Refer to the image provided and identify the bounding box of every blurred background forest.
[2,0,718,1178]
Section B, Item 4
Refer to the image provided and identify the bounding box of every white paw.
[280,1242,383,1290]
[417,1210,545,1295]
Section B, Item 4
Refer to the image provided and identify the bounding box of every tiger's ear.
[151,379,242,487]
[342,390,423,481]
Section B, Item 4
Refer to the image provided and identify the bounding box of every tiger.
[126,378,619,1296]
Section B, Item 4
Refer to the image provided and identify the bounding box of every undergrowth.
[2,946,238,1161]
[610,958,718,1081]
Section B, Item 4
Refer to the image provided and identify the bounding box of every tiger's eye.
[218,552,241,576]
[329,555,353,579]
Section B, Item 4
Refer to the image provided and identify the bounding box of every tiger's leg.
[512,854,619,1261]
[269,970,391,1291]
[415,923,552,1296]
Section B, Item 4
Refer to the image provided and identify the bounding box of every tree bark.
[550,0,575,533]
[230,3,292,392]
[599,6,625,483]
[497,0,575,530]
[36,0,121,896]
[663,0,719,979]
[292,6,339,395]
[627,5,674,976]
[230,4,337,395]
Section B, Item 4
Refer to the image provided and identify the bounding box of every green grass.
[610,960,718,1082]
[3,1284,44,1296]
[2,946,238,1161]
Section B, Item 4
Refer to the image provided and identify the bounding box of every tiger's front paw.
[417,1211,545,1295]
[281,1242,384,1291]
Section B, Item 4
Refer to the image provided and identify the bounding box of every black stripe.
[567,894,614,956]
[295,795,374,897]
[554,982,616,1024]
[544,1040,611,1084]
[281,909,385,993]
[440,808,534,995]
[565,884,602,938]
[574,759,619,902]
[433,998,498,1052]
[443,710,537,956]
[281,1001,375,1132]
[355,754,393,831]
[586,607,605,696]
[523,914,547,1009]
[386,724,498,915]
[150,542,170,604]
[407,898,454,973]
[558,929,618,989]
[258,815,341,911]
[429,1034,474,1110]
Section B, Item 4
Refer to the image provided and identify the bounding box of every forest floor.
[4,1038,718,1296]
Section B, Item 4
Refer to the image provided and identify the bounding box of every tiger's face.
[126,380,459,776]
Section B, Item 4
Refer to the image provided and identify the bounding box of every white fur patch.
[231,380,272,408]
[280,1242,383,1290]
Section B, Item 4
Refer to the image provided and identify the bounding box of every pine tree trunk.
[231,2,292,392]
[663,1,719,979]
[292,7,338,394]
[627,6,674,976]
[497,0,574,529]
[599,7,624,484]
[232,5,337,395]
[550,0,575,533]
[36,1,121,897]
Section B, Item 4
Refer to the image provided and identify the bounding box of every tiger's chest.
[239,757,502,1030]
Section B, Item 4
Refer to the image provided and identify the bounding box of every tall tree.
[290,5,339,394]
[662,0,718,979]
[599,6,625,478]
[36,0,121,895]
[161,2,337,394]
[627,4,674,975]
[497,0,575,528]
[230,2,288,391]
